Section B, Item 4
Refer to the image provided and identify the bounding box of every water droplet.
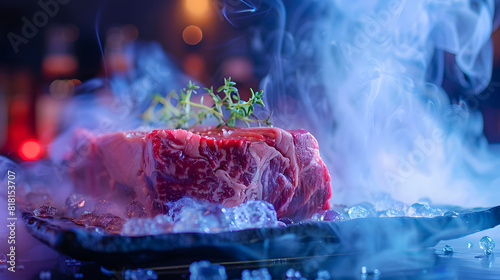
[361,266,367,275]
[442,245,453,254]
[467,242,474,249]
[373,268,380,276]
[480,236,495,255]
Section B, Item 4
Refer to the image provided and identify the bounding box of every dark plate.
[22,205,500,269]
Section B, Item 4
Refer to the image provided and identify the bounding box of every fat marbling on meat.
[70,126,331,220]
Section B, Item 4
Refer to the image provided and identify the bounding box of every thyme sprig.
[142,77,272,129]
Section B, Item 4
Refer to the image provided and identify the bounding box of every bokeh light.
[182,25,203,45]
[19,139,43,161]
[184,0,210,17]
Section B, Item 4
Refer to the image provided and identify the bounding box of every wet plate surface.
[22,205,500,269]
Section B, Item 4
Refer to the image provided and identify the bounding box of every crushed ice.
[121,198,278,235]
[65,190,472,236]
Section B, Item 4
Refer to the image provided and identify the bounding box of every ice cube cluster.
[121,198,278,236]
[338,195,462,221]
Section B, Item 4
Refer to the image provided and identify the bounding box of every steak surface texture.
[70,127,331,220]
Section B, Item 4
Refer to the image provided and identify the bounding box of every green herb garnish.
[142,77,272,129]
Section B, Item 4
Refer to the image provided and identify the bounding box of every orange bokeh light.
[19,139,43,161]
[185,0,210,17]
[182,25,203,45]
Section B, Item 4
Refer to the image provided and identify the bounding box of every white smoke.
[253,0,500,206]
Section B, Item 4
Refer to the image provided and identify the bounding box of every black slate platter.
[22,205,500,269]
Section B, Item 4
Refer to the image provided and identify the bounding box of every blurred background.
[0,0,267,162]
[1,0,500,163]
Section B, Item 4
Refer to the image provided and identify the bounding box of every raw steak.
[69,127,331,220]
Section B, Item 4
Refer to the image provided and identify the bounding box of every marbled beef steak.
[70,127,331,220]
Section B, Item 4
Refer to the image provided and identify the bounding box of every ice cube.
[385,208,405,217]
[315,270,330,280]
[121,218,152,236]
[33,205,57,218]
[348,205,370,219]
[89,213,126,234]
[312,210,343,221]
[310,212,322,221]
[95,213,116,227]
[285,268,303,279]
[173,203,230,233]
[121,215,174,236]
[123,268,158,280]
[480,236,495,255]
[105,216,126,234]
[65,194,93,218]
[241,268,272,280]
[407,203,436,217]
[443,211,459,217]
[73,213,98,227]
[229,200,278,230]
[189,260,227,280]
